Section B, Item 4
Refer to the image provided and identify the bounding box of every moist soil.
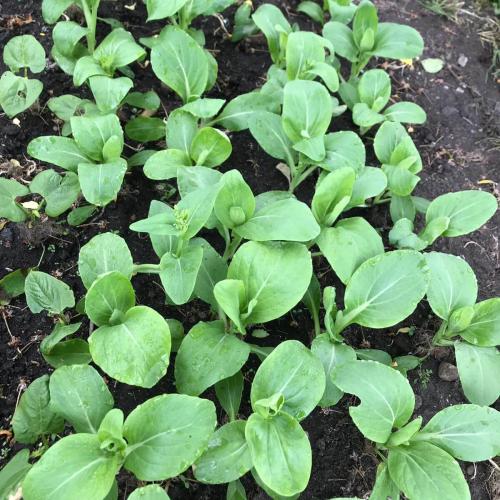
[0,0,499,498]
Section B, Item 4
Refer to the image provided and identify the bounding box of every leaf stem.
[133,263,161,274]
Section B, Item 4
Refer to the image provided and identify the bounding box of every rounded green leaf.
[22,434,120,500]
[245,412,311,497]
[125,117,166,143]
[25,271,75,315]
[0,177,29,222]
[227,241,313,325]
[128,485,170,500]
[251,340,325,420]
[387,442,470,500]
[357,69,391,111]
[12,375,64,444]
[426,190,497,237]
[28,136,90,172]
[190,127,232,167]
[332,360,415,443]
[143,149,191,180]
[425,252,477,321]
[384,101,427,124]
[123,394,216,480]
[4,35,46,74]
[373,23,424,59]
[460,298,500,347]
[342,250,429,329]
[420,404,500,461]
[89,305,171,388]
[146,0,189,20]
[322,22,357,62]
[49,364,114,433]
[85,272,135,326]
[194,421,252,484]
[322,131,366,172]
[78,232,133,289]
[175,320,250,396]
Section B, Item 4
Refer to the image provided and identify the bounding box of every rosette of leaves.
[146,0,237,43]
[339,68,427,133]
[331,360,500,500]
[13,364,216,499]
[323,0,424,76]
[425,252,500,406]
[192,341,326,498]
[0,35,45,118]
[28,113,128,208]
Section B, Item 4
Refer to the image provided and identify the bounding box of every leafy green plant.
[298,0,358,26]
[340,68,426,133]
[425,251,500,405]
[331,360,500,500]
[11,364,216,499]
[323,0,424,77]
[232,0,259,42]
[0,450,32,499]
[0,35,45,117]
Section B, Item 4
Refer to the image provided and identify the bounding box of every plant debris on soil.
[0,0,499,498]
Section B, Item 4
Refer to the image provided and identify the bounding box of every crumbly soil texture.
[0,0,499,498]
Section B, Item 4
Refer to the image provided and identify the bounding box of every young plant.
[340,68,427,133]
[331,360,500,500]
[298,0,358,26]
[389,189,498,251]
[323,0,424,77]
[425,251,500,406]
[232,0,259,42]
[12,364,216,499]
[192,341,326,498]
[0,35,45,118]
[28,113,128,208]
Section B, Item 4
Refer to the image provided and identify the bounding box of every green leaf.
[215,371,244,422]
[30,170,80,217]
[159,245,204,305]
[311,335,357,407]
[252,4,291,63]
[181,98,226,119]
[146,0,189,19]
[426,190,497,237]
[286,31,330,80]
[71,114,123,162]
[85,272,135,326]
[338,250,428,330]
[352,0,378,48]
[89,305,171,388]
[227,479,247,500]
[455,342,500,406]
[245,412,311,497]
[73,55,107,86]
[0,177,29,222]
[166,109,198,155]
[94,28,146,74]
[125,117,165,142]
[384,101,427,124]
[28,136,91,172]
[25,270,74,314]
[47,94,85,122]
[387,442,469,500]
[51,21,88,75]
[0,450,31,499]
[352,103,385,128]
[421,58,444,73]
[249,111,296,166]
[175,320,250,395]
[40,322,90,368]
[128,485,170,500]
[124,90,161,111]
[4,35,46,73]
[370,462,400,500]
[323,22,357,61]
[332,360,415,443]
[42,0,75,23]
[358,69,390,110]
[89,76,133,113]
[225,241,313,325]
[297,1,325,24]
[123,394,216,480]
[22,434,121,500]
[419,404,500,461]
[424,252,477,320]
[459,298,500,347]
[0,72,43,118]
[67,204,97,226]
[194,421,252,483]
[235,197,320,242]
[190,127,232,167]
[373,22,424,60]
[312,167,355,226]
[12,375,64,444]
[348,166,387,207]
[151,26,209,103]
[78,159,127,206]
[213,93,279,131]
[0,268,29,306]
[78,232,133,289]
[282,80,332,159]
[251,340,325,420]
[49,364,114,433]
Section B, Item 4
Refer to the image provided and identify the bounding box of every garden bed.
[0,0,499,498]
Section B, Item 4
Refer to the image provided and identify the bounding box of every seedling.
[0,35,45,117]
[298,0,358,25]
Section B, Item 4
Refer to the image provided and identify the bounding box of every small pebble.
[458,54,468,67]
[438,362,459,382]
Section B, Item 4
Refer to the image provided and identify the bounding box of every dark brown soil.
[0,0,499,499]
